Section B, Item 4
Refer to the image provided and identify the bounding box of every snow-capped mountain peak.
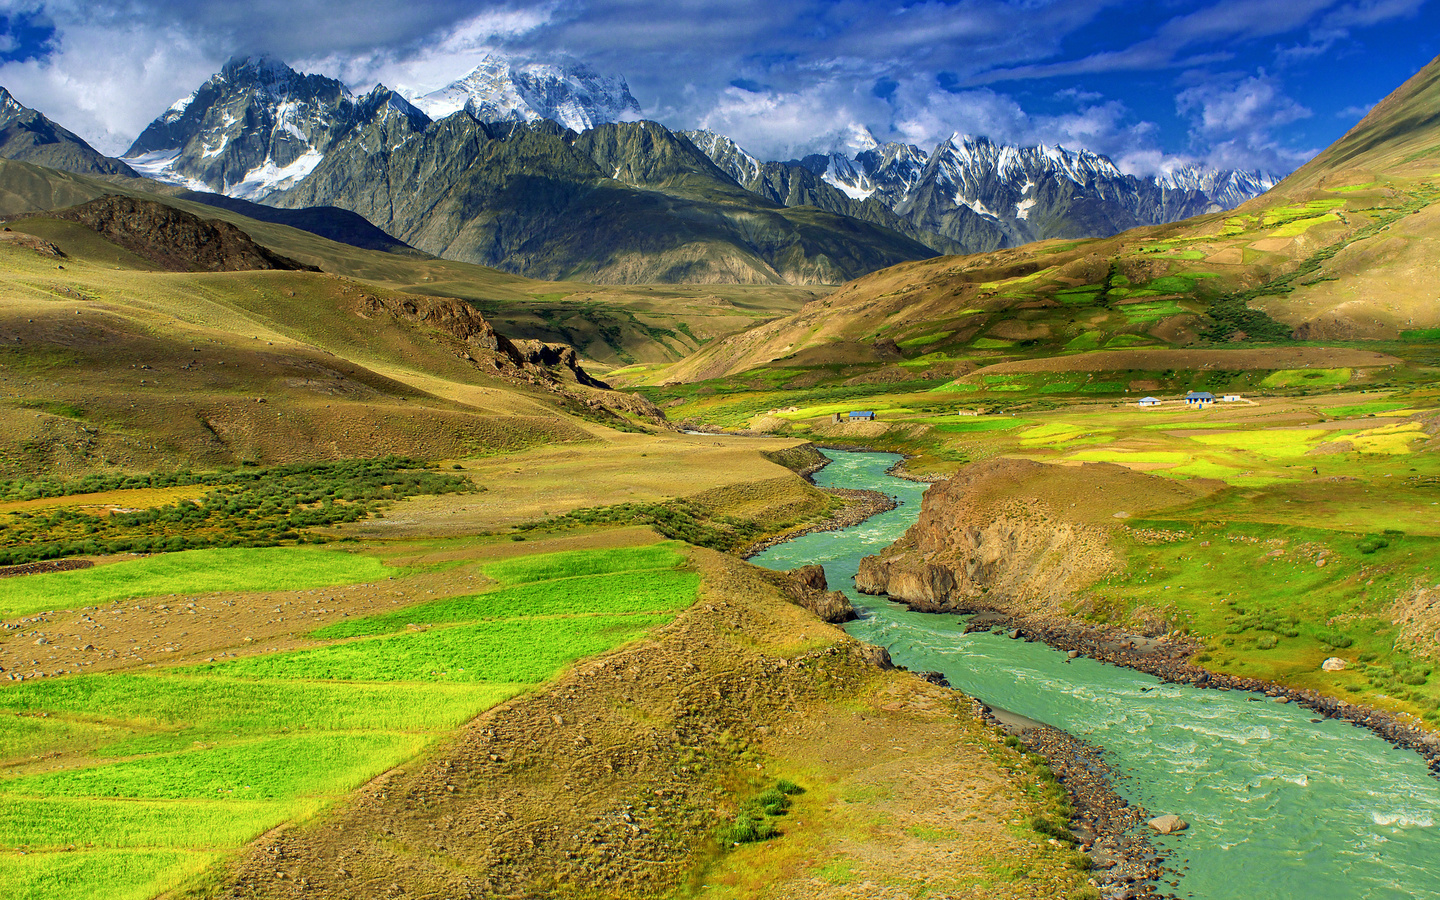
[681,130,762,186]
[413,54,642,133]
[0,86,27,121]
[123,56,423,201]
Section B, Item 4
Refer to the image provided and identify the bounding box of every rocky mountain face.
[414,54,642,133]
[123,55,427,200]
[272,114,935,284]
[121,57,933,283]
[682,130,967,254]
[689,129,1279,255]
[0,86,137,177]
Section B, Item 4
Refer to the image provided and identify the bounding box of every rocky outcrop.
[777,564,856,623]
[856,458,1219,619]
[353,290,668,428]
[46,196,314,272]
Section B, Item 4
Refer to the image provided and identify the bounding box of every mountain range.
[1,53,1277,285]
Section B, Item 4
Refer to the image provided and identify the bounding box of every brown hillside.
[45,196,315,272]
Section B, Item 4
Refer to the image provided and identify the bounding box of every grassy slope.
[0,158,816,368]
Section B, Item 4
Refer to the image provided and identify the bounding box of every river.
[749,449,1440,900]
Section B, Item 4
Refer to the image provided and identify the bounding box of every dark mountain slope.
[0,86,136,178]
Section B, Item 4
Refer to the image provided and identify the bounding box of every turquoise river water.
[749,450,1440,900]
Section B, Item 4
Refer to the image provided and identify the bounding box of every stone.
[1147,814,1189,834]
[1008,629,1022,639]
[1321,657,1348,672]
[1067,650,1080,659]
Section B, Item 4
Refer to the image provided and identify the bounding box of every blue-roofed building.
[1185,391,1215,408]
[847,411,876,420]
[1138,396,1162,408]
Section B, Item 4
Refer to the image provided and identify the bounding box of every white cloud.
[1176,72,1316,170]
[302,6,558,96]
[0,17,217,155]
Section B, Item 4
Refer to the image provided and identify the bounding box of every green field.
[0,547,393,617]
[0,543,697,900]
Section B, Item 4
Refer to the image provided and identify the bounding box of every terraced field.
[0,543,696,900]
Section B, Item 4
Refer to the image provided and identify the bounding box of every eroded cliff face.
[857,458,1217,618]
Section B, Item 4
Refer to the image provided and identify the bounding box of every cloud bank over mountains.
[0,0,1433,173]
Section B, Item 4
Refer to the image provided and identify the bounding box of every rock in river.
[1147,814,1189,834]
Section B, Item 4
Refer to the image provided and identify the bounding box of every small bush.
[1321,633,1354,649]
[1029,815,1076,844]
[720,813,778,845]
[1257,635,1278,650]
[1402,673,1428,686]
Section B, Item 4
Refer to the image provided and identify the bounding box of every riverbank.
[955,609,1440,777]
[980,703,1167,900]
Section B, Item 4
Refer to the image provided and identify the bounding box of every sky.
[0,0,1437,176]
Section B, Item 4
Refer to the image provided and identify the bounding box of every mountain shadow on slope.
[175,191,420,255]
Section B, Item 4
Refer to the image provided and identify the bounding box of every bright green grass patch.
[1163,459,1247,481]
[1104,335,1155,347]
[1055,287,1102,306]
[971,338,1015,349]
[1271,213,1340,237]
[312,570,699,638]
[0,676,511,735]
[1064,332,1102,351]
[0,849,217,900]
[1324,401,1410,418]
[1037,381,1083,393]
[0,547,392,617]
[897,331,953,349]
[1190,430,1324,458]
[1400,328,1440,342]
[482,543,684,585]
[198,615,673,684]
[1077,381,1127,394]
[987,384,1030,392]
[1260,368,1352,389]
[930,380,980,393]
[1331,183,1376,193]
[0,732,426,801]
[981,374,1025,383]
[1067,450,1190,465]
[1261,199,1345,225]
[0,797,307,850]
[0,716,126,765]
[1346,422,1426,454]
[1118,301,1185,323]
[931,418,1031,434]
[1019,422,1115,446]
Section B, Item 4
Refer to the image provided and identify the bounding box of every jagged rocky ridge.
[687,128,1279,255]
[0,86,137,178]
[413,54,642,133]
[120,53,1277,279]
[122,57,935,285]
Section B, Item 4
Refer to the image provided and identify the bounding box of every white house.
[1138,397,1162,408]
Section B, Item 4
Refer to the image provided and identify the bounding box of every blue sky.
[0,0,1435,174]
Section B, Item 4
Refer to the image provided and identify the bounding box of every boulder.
[1147,814,1189,834]
[1321,657,1348,672]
